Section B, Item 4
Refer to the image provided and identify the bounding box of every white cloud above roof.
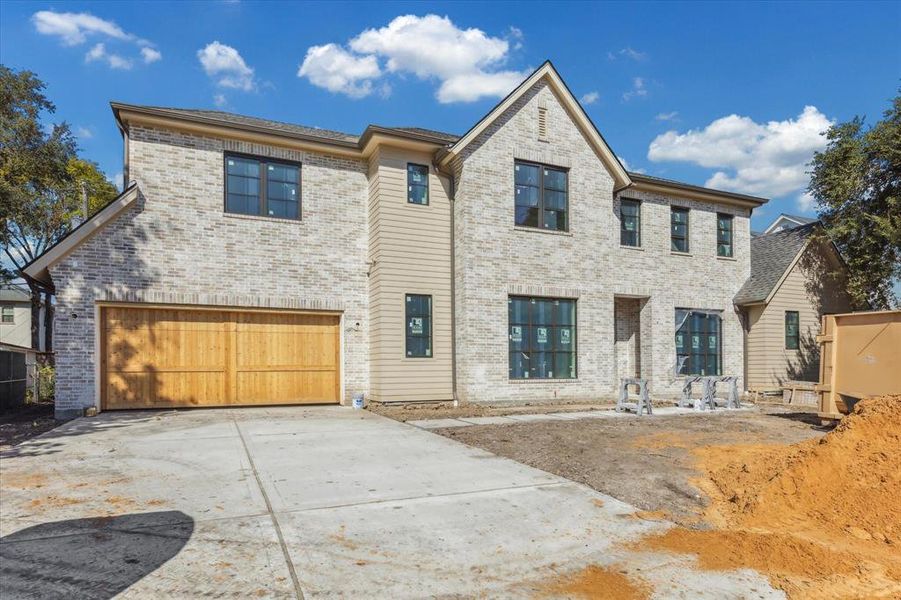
[85,43,132,70]
[648,105,833,198]
[298,14,527,103]
[580,91,600,105]
[197,41,256,92]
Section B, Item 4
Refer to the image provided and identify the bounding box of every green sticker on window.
[511,326,522,343]
[537,328,548,344]
[560,329,571,345]
[410,317,423,335]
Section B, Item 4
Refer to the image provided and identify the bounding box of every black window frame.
[407,163,430,205]
[675,309,722,376]
[224,152,302,221]
[785,311,800,350]
[508,296,577,380]
[405,294,433,358]
[513,160,569,232]
[671,206,690,253]
[1,305,13,324]
[620,198,641,247]
[717,213,734,258]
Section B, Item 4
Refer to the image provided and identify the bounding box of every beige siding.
[0,303,33,348]
[367,146,453,401]
[745,240,852,390]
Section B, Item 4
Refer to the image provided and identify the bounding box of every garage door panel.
[236,370,338,405]
[102,306,340,409]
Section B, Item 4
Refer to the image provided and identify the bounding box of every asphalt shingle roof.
[0,286,30,302]
[734,223,817,305]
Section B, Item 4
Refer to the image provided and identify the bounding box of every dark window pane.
[514,163,540,186]
[674,309,722,376]
[226,193,258,215]
[531,352,551,378]
[408,185,428,205]
[405,294,432,357]
[509,296,577,379]
[227,157,259,177]
[543,168,567,191]
[554,353,575,379]
[557,326,574,350]
[543,189,566,211]
[532,300,553,325]
[268,164,298,183]
[510,352,529,378]
[672,237,689,253]
[509,298,529,324]
[515,185,540,207]
[228,175,259,196]
[515,207,539,227]
[557,300,575,325]
[407,164,429,205]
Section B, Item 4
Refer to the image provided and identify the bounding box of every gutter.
[433,156,458,407]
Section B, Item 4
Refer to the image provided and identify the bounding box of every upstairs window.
[407,163,429,205]
[671,206,689,253]
[1,305,13,324]
[785,311,800,350]
[717,213,734,257]
[405,294,432,358]
[514,161,568,231]
[620,199,641,247]
[225,154,300,220]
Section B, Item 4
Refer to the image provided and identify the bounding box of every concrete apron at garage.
[0,407,781,599]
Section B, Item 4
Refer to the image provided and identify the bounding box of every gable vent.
[538,106,548,141]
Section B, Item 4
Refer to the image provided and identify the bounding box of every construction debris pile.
[639,395,901,599]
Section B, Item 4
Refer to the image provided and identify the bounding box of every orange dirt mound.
[636,395,901,599]
[542,565,651,600]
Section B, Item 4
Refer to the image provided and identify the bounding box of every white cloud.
[111,172,124,191]
[197,41,255,91]
[648,105,833,198]
[608,47,647,61]
[140,47,162,64]
[213,94,228,108]
[622,77,648,101]
[85,43,132,70]
[76,126,93,139]
[507,25,524,50]
[299,14,527,103]
[797,191,816,212]
[655,111,679,121]
[32,10,159,69]
[580,91,600,105]
[617,156,645,174]
[298,44,381,99]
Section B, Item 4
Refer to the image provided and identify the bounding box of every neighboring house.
[735,221,852,392]
[0,285,35,349]
[763,213,816,234]
[24,62,769,419]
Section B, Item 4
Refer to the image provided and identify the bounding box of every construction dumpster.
[816,310,901,419]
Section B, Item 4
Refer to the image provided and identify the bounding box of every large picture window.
[225,154,301,220]
[675,309,721,376]
[717,213,734,257]
[671,206,689,253]
[514,161,568,231]
[405,294,432,357]
[620,198,641,247]
[785,311,800,350]
[509,296,576,379]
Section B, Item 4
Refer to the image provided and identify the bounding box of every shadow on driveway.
[0,511,193,599]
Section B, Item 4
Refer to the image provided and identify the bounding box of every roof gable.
[438,62,631,191]
[734,223,816,305]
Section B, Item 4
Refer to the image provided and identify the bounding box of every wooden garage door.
[102,306,340,409]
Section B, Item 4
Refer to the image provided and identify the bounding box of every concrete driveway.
[0,407,780,599]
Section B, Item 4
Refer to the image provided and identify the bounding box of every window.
[1,305,13,324]
[514,161,568,231]
[717,213,734,257]
[225,154,300,220]
[407,163,429,205]
[620,199,641,247]
[785,311,800,350]
[675,309,721,376]
[509,297,576,379]
[671,207,689,252]
[405,294,432,357]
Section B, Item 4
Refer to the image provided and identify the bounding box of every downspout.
[433,156,458,407]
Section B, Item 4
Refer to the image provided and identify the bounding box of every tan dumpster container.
[816,310,901,419]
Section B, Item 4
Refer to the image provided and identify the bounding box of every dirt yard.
[0,402,57,451]
[435,406,825,521]
[369,399,615,422]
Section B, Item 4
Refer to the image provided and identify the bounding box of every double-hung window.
[225,154,301,220]
[1,305,13,324]
[405,294,432,357]
[671,206,689,253]
[675,309,721,376]
[514,161,568,231]
[717,213,734,257]
[785,311,800,350]
[509,296,576,379]
[620,199,641,247]
[407,163,429,205]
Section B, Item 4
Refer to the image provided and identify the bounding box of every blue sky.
[1,0,899,230]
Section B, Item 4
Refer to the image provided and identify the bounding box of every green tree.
[807,92,901,309]
[1,65,118,352]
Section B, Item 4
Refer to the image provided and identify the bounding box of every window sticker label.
[537,328,548,344]
[709,335,717,350]
[676,333,683,347]
[511,326,522,343]
[560,329,571,345]
[692,335,700,349]
[410,317,423,335]
[411,171,423,182]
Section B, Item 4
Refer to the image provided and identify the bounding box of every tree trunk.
[29,285,41,351]
[43,290,54,364]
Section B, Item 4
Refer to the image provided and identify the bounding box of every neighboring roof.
[439,61,633,191]
[0,286,30,302]
[763,213,817,234]
[23,184,141,286]
[734,223,817,305]
[628,172,768,207]
[383,127,459,143]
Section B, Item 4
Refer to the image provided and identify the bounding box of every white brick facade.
[50,126,370,417]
